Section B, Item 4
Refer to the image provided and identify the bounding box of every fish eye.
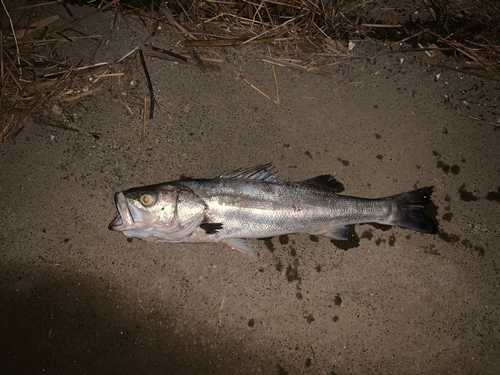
[139,193,155,206]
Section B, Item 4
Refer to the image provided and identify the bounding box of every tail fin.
[389,187,438,234]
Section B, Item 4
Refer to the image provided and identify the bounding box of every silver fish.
[108,164,438,256]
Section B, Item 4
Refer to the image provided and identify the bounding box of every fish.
[108,164,438,256]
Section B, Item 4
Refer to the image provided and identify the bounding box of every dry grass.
[424,0,500,80]
[1,0,499,145]
[0,0,138,144]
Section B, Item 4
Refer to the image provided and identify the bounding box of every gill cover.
[115,184,207,242]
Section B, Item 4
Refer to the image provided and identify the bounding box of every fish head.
[108,183,207,242]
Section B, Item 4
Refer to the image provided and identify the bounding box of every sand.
[1,2,499,374]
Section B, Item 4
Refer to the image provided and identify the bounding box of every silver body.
[174,178,392,242]
[109,164,437,256]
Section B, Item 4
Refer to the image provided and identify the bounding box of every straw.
[1,0,499,145]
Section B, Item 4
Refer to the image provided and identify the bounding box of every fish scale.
[178,180,380,238]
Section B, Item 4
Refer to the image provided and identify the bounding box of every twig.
[361,23,402,28]
[183,38,269,47]
[241,15,303,45]
[91,5,121,62]
[33,120,79,132]
[49,0,121,35]
[142,98,147,143]
[150,46,187,62]
[160,2,214,73]
[39,255,65,267]
[138,289,147,314]
[109,89,143,106]
[0,27,4,91]
[19,5,36,56]
[243,0,301,10]
[13,15,59,39]
[310,345,317,364]
[4,64,25,92]
[243,52,332,77]
[144,48,222,64]
[139,49,154,119]
[13,0,63,10]
[59,87,103,102]
[468,115,500,127]
[43,62,108,77]
[0,74,8,110]
[15,35,103,45]
[382,29,428,51]
[219,296,225,328]
[272,65,280,104]
[115,47,139,64]
[1,0,20,67]
[91,72,124,81]
[436,64,500,81]
[219,53,278,104]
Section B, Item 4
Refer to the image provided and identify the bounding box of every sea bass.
[108,164,438,256]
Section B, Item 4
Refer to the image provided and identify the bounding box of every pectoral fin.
[310,226,348,240]
[200,223,223,234]
[220,239,256,257]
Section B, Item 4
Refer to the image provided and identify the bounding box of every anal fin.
[310,226,348,241]
[220,239,256,257]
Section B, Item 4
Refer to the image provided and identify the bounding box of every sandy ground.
[1,2,499,375]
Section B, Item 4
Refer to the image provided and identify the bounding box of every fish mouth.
[108,192,145,231]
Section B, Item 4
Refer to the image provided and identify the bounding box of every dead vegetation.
[1,0,499,145]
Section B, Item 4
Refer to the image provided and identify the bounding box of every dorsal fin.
[218,163,279,182]
[299,175,344,192]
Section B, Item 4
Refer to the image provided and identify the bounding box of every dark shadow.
[0,263,241,375]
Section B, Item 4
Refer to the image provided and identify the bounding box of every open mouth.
[108,192,143,231]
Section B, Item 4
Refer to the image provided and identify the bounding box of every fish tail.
[388,187,438,234]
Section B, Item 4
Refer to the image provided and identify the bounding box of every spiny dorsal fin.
[299,175,344,193]
[218,163,279,182]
